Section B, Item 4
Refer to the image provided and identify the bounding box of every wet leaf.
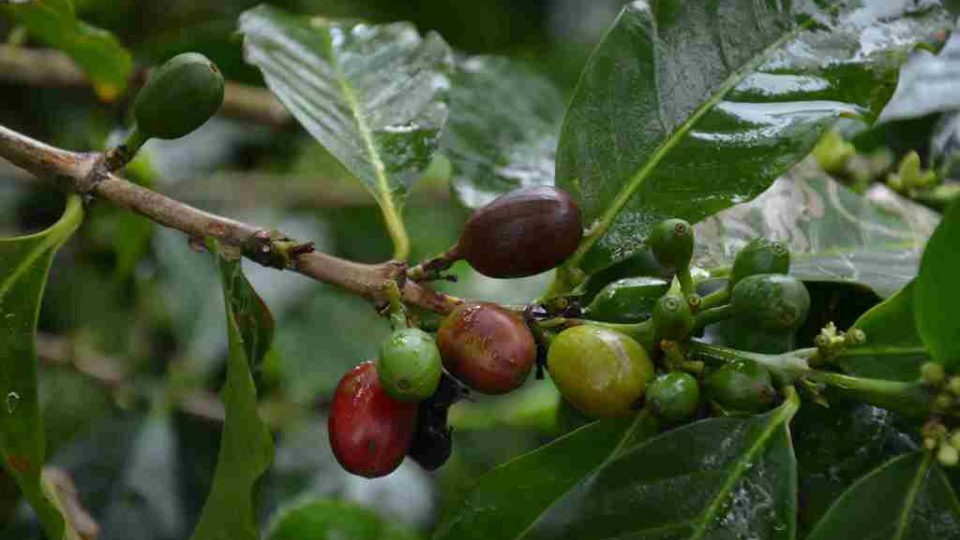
[2,0,132,100]
[696,168,939,298]
[442,56,564,208]
[239,5,453,234]
[0,195,83,539]
[266,498,421,540]
[880,32,960,123]
[807,451,960,539]
[437,392,799,540]
[557,0,951,274]
[188,242,275,540]
[915,200,960,370]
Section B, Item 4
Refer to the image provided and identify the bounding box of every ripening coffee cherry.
[584,277,670,323]
[455,186,581,278]
[705,360,776,414]
[377,328,442,402]
[134,53,225,140]
[328,362,418,478]
[646,371,700,425]
[648,219,694,270]
[730,274,810,332]
[547,325,654,418]
[728,238,790,290]
[652,291,695,341]
[437,303,536,394]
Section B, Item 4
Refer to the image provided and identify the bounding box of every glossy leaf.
[442,56,565,208]
[696,169,939,298]
[0,195,83,539]
[189,243,275,540]
[239,4,453,241]
[915,200,960,370]
[434,414,655,540]
[266,499,420,540]
[557,0,952,274]
[832,281,928,381]
[807,451,960,539]
[2,0,132,100]
[880,32,960,123]
[438,392,799,540]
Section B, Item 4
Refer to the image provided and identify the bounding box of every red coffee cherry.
[456,186,581,278]
[437,303,536,394]
[328,361,418,478]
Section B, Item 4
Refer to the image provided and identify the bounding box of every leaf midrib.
[892,452,931,540]
[569,3,837,268]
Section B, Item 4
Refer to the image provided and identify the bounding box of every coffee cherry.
[652,291,695,341]
[728,238,790,290]
[646,371,700,425]
[583,277,670,323]
[456,186,581,278]
[705,360,776,414]
[547,325,654,418]
[648,219,694,270]
[135,53,225,140]
[437,303,536,394]
[377,328,442,402]
[328,362,417,478]
[921,362,947,387]
[730,274,810,332]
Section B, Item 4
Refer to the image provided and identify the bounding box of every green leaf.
[915,200,960,370]
[266,499,421,540]
[434,414,656,540]
[807,451,960,539]
[696,168,939,298]
[880,33,960,123]
[2,0,132,100]
[238,4,453,258]
[437,392,800,540]
[189,242,275,540]
[442,56,564,208]
[557,0,951,274]
[833,281,928,381]
[0,195,83,540]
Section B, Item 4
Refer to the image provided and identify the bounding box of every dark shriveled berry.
[456,186,581,278]
[408,373,468,470]
[437,303,536,394]
[328,362,417,478]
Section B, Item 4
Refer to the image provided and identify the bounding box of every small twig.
[0,123,462,314]
[0,45,291,128]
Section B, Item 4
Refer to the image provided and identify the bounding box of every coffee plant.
[1,0,960,539]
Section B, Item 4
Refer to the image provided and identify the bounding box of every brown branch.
[0,123,461,314]
[0,45,291,128]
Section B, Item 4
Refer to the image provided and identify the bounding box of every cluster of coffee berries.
[917,362,960,467]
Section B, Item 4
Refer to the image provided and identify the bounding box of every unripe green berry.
[935,393,954,412]
[730,274,810,332]
[728,238,790,290]
[705,360,776,414]
[921,362,947,386]
[949,377,960,396]
[951,431,960,450]
[135,53,225,140]
[377,328,442,402]
[646,372,700,425]
[939,444,959,467]
[653,292,695,341]
[648,219,694,270]
[924,437,938,451]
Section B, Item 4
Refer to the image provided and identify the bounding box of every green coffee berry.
[951,431,960,450]
[939,444,959,467]
[134,53,225,140]
[646,372,700,425]
[949,377,960,396]
[730,274,810,332]
[652,292,695,341]
[935,393,954,412]
[648,219,694,270]
[728,238,790,290]
[924,437,938,451]
[584,277,670,323]
[377,328,442,402]
[705,359,776,414]
[921,362,947,386]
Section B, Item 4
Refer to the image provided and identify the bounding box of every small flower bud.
[938,444,959,467]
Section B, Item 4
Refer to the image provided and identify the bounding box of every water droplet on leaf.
[5,392,20,414]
